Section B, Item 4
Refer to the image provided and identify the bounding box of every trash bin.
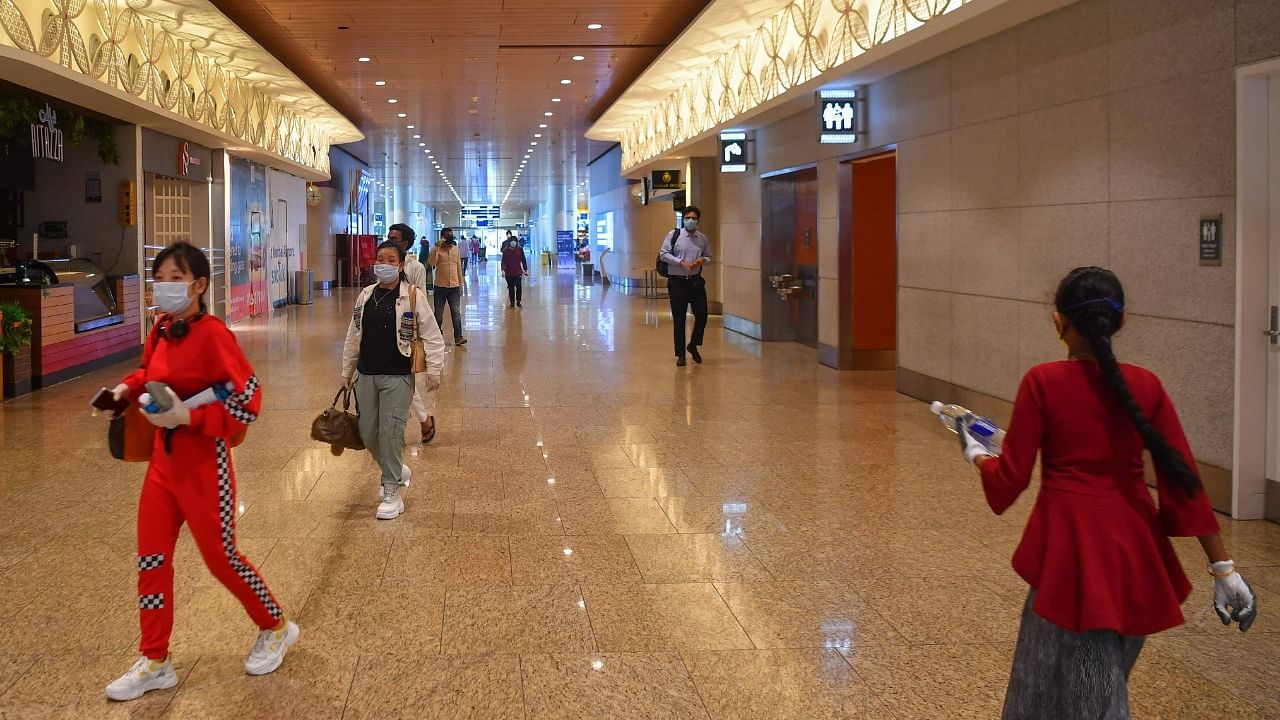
[579,262,594,283]
[295,270,314,305]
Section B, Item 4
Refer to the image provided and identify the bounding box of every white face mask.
[373,264,400,284]
[154,281,194,314]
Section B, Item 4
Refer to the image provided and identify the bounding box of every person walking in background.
[501,230,528,309]
[104,243,295,701]
[429,227,467,347]
[660,206,712,367]
[388,223,438,443]
[388,223,427,293]
[341,241,445,520]
[955,266,1257,719]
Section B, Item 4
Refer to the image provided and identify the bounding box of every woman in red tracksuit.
[955,267,1257,719]
[103,243,296,702]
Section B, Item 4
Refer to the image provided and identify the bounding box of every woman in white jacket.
[341,241,445,519]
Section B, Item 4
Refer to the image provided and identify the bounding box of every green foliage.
[0,301,33,354]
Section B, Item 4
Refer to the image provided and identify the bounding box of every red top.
[121,315,262,440]
[980,360,1219,636]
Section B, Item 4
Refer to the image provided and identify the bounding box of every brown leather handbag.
[311,386,365,452]
[108,403,157,462]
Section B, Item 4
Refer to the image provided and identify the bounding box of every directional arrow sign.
[719,132,748,173]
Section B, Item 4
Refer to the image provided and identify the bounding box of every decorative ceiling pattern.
[601,0,972,171]
[0,0,361,175]
[206,0,709,207]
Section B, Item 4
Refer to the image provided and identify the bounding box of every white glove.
[111,383,131,402]
[1211,561,1258,632]
[141,386,191,429]
[958,423,992,465]
[424,375,441,392]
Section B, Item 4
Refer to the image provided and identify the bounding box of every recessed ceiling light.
[544,112,554,116]
[572,55,585,61]
[586,23,602,30]
[413,134,421,139]
[407,125,415,129]
[397,113,406,118]
[530,142,537,146]
[419,142,426,147]
[560,79,572,85]
[534,133,542,138]
[358,56,371,62]
[387,98,398,104]
[374,80,386,86]
[538,123,548,129]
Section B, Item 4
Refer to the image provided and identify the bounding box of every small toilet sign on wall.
[1200,215,1222,266]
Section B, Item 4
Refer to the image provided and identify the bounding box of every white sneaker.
[105,656,178,701]
[375,467,411,500]
[244,620,299,676]
[377,486,405,520]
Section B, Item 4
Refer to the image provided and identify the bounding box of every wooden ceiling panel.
[210,0,707,206]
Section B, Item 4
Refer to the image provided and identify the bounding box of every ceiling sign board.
[817,88,864,144]
[650,170,682,190]
[720,131,748,173]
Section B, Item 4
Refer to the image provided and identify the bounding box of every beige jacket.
[341,282,445,380]
[428,242,463,288]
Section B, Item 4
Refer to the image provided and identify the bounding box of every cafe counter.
[0,275,141,391]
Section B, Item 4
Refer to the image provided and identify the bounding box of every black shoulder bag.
[655,227,680,278]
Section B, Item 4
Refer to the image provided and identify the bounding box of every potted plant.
[0,300,34,398]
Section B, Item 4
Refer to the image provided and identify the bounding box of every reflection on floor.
[0,262,1276,719]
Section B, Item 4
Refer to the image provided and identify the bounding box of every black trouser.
[668,275,708,357]
[433,285,463,341]
[505,276,523,305]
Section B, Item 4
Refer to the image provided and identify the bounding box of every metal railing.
[642,270,668,299]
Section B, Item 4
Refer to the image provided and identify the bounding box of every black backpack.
[655,227,679,278]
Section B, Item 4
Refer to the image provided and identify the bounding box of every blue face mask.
[373,264,400,284]
[154,281,193,314]
[683,218,698,232]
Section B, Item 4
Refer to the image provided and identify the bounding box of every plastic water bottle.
[930,402,1005,456]
[140,382,233,414]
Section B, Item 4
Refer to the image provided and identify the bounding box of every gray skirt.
[1002,591,1146,720]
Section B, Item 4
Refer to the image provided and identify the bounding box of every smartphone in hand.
[91,387,128,416]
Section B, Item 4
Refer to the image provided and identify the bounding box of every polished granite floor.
[0,262,1277,719]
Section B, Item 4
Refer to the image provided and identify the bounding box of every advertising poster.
[555,230,574,264]
[229,157,267,322]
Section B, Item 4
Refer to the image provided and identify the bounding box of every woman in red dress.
[957,267,1257,719]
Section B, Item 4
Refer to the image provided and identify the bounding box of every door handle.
[1268,306,1280,344]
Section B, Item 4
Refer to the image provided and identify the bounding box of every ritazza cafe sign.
[31,103,64,162]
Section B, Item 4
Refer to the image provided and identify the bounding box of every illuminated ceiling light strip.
[589,0,964,172]
[0,0,362,175]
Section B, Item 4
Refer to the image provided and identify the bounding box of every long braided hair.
[1054,267,1201,496]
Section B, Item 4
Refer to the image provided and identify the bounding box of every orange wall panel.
[851,154,897,351]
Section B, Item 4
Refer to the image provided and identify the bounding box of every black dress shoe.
[687,344,702,364]
[676,357,687,367]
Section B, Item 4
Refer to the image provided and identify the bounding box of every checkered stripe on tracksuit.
[139,593,165,610]
[214,438,282,619]
[219,375,260,425]
[138,553,165,571]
